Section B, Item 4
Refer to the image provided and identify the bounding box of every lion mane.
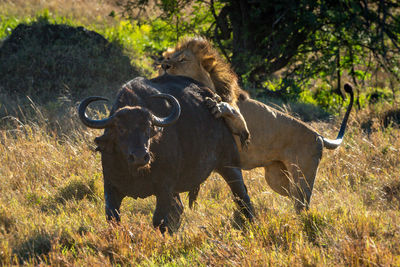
[164,37,248,103]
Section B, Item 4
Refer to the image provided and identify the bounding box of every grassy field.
[1,1,400,266]
[1,104,399,266]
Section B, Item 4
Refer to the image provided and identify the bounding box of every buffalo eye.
[118,127,127,135]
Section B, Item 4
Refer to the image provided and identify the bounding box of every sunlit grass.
[0,0,118,25]
[0,107,399,265]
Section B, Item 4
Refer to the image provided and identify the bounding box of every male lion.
[159,37,353,212]
[158,37,250,146]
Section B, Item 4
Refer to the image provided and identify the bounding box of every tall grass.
[1,99,399,265]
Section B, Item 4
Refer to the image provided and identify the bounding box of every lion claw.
[204,97,216,107]
[204,97,223,118]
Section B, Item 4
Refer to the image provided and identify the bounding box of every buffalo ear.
[94,132,113,153]
[150,126,163,139]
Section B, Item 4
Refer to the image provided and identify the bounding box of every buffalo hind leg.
[218,167,255,221]
[104,181,124,222]
[188,186,200,209]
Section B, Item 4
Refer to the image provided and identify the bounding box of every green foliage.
[255,78,339,117]
[313,85,345,113]
[0,16,23,39]
[117,0,219,42]
[103,19,175,58]
[117,0,400,107]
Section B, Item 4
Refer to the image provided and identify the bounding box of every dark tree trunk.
[228,0,254,76]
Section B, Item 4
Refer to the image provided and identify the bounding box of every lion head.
[159,37,247,103]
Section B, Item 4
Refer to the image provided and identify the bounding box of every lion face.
[158,37,247,104]
[159,47,216,91]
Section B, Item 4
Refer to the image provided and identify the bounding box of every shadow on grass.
[13,232,52,264]
[383,180,400,209]
[40,178,99,213]
[301,211,328,246]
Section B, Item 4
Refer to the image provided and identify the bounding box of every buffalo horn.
[78,96,113,129]
[150,93,181,127]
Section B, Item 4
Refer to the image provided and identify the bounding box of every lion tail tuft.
[323,83,354,150]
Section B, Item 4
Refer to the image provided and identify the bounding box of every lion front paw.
[204,97,224,118]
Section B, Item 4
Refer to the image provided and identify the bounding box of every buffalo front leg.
[218,167,255,221]
[153,191,183,234]
[168,194,184,232]
[104,181,124,222]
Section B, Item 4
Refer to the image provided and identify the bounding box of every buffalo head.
[78,94,181,169]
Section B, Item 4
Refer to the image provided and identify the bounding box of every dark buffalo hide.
[79,74,254,233]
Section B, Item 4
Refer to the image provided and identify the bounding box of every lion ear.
[162,48,175,58]
[202,56,216,71]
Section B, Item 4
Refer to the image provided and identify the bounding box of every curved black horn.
[150,93,181,127]
[78,96,113,129]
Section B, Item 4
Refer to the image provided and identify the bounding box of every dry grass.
[0,0,119,25]
[0,107,400,266]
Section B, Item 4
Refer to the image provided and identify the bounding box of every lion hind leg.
[264,161,311,212]
[205,97,250,147]
[288,156,321,212]
[264,161,290,197]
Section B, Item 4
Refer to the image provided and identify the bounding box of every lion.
[158,37,250,147]
[158,37,354,212]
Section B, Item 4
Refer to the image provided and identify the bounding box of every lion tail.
[323,83,354,150]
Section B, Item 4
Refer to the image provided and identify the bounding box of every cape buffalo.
[78,75,254,233]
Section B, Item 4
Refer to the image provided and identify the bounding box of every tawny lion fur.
[159,37,251,146]
[159,37,353,211]
[160,37,248,103]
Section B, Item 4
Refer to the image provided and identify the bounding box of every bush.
[0,19,139,102]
